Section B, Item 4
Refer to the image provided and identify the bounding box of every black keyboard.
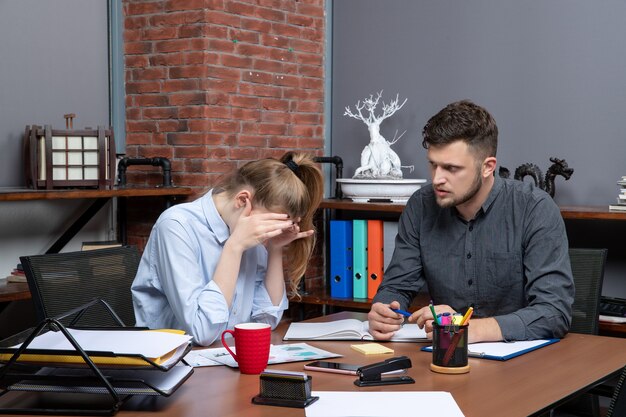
[600,296,626,317]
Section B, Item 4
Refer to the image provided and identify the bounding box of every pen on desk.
[461,307,474,325]
[429,301,440,326]
[391,308,412,318]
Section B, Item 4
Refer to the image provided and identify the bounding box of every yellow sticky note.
[350,343,394,355]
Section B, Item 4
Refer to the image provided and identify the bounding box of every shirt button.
[468,279,473,285]
[469,225,474,232]
[466,253,472,259]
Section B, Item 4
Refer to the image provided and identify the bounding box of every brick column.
[122,0,326,288]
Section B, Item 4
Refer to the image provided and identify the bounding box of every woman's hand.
[227,199,295,253]
[266,217,314,251]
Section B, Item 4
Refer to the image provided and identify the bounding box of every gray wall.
[0,0,110,188]
[331,0,626,299]
[332,0,626,207]
[0,0,113,279]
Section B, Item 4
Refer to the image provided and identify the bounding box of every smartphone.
[303,361,361,375]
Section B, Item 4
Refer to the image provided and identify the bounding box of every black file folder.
[0,300,193,415]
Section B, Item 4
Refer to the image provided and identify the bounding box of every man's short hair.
[422,100,498,159]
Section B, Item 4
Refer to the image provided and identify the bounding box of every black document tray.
[0,300,194,415]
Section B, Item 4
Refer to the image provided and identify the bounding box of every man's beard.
[436,170,482,209]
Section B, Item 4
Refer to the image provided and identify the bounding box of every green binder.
[352,219,368,299]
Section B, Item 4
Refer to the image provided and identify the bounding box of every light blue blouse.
[131,189,288,346]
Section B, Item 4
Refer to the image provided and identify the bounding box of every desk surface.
[5,311,613,417]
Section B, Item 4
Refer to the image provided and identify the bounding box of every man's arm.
[369,195,426,339]
[494,194,574,341]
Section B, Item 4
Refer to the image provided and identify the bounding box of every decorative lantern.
[23,114,116,190]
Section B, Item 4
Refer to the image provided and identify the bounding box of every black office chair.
[20,245,140,327]
[553,248,608,417]
[568,248,608,335]
[607,365,626,417]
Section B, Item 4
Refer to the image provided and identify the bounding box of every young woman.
[131,152,324,345]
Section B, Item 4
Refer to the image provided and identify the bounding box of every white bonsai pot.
[336,178,427,203]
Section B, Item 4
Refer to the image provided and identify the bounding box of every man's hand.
[367,301,405,340]
[412,304,456,340]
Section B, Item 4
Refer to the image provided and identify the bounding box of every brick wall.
[122,0,326,291]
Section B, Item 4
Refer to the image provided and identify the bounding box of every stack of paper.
[1,328,192,368]
[609,177,626,211]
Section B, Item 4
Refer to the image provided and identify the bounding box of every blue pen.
[391,308,412,318]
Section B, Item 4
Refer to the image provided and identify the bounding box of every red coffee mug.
[221,323,271,374]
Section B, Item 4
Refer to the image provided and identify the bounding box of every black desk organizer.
[0,299,193,415]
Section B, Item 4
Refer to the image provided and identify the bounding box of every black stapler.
[354,356,415,387]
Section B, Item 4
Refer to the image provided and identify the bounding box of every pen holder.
[430,323,470,374]
[252,370,319,408]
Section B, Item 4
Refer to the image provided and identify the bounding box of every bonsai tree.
[344,91,413,179]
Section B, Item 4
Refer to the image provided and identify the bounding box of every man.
[368,100,574,343]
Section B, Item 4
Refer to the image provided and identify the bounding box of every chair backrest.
[568,248,607,335]
[20,245,140,327]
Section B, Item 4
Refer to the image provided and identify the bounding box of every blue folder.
[329,220,353,298]
[421,338,560,361]
[352,219,367,299]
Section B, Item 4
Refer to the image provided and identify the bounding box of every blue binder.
[330,220,353,298]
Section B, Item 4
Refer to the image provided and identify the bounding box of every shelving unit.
[292,199,626,337]
[0,187,193,254]
[320,199,626,220]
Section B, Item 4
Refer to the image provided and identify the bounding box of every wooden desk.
[5,311,619,417]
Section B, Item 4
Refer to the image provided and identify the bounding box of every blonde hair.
[216,152,324,295]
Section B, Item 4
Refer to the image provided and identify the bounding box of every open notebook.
[283,319,428,342]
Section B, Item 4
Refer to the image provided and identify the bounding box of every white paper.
[15,329,192,359]
[467,339,553,357]
[600,314,626,323]
[186,343,341,368]
[182,350,223,367]
[306,391,465,417]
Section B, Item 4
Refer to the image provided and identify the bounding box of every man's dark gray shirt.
[373,176,574,341]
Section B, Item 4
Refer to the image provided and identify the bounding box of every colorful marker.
[429,301,440,325]
[461,307,474,325]
[440,312,452,325]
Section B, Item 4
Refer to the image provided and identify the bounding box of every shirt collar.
[480,174,504,215]
[202,189,230,245]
